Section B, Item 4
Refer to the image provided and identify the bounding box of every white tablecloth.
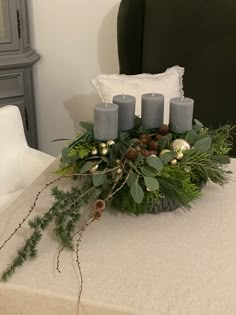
[0,159,236,315]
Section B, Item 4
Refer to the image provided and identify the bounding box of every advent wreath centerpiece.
[0,116,234,283]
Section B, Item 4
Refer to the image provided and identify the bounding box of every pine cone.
[149,141,158,150]
[156,134,163,140]
[141,149,150,157]
[159,124,169,136]
[139,134,151,144]
[126,148,138,161]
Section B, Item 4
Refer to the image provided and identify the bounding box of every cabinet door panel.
[0,71,24,98]
[0,0,20,52]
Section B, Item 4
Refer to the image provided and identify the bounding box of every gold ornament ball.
[101,148,108,156]
[170,158,178,166]
[176,152,184,160]
[170,139,191,152]
[107,140,115,146]
[159,149,171,156]
[116,159,121,164]
[146,187,151,192]
[89,164,98,173]
[100,143,106,148]
[91,148,98,155]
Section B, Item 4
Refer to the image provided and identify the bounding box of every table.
[0,158,236,315]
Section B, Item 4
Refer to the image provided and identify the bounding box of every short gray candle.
[141,93,164,129]
[169,97,194,133]
[94,103,118,140]
[112,94,135,131]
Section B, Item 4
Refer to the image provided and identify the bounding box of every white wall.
[28,0,120,156]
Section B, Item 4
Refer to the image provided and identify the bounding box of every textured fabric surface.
[91,66,184,123]
[0,189,24,212]
[0,158,236,315]
[0,105,55,203]
[117,0,236,156]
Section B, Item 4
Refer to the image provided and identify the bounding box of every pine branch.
[1,185,94,281]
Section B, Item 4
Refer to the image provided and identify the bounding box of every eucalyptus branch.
[65,165,122,177]
[105,172,130,203]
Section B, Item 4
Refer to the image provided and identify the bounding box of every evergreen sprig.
[1,182,95,281]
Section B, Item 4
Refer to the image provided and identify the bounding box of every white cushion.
[19,147,55,188]
[0,105,55,202]
[90,66,184,124]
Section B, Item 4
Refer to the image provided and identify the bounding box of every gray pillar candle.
[169,97,194,133]
[141,93,164,129]
[112,94,136,131]
[94,103,118,140]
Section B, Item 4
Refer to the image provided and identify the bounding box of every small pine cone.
[149,141,158,150]
[140,134,151,144]
[149,150,158,156]
[159,124,169,136]
[141,149,150,157]
[156,133,163,140]
[95,199,106,211]
[126,148,138,161]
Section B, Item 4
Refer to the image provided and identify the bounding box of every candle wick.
[122,93,125,99]
[152,93,155,97]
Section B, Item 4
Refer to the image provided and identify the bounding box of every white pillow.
[0,152,24,197]
[90,66,184,124]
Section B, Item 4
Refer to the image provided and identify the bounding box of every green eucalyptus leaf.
[194,137,212,152]
[144,177,159,191]
[127,170,138,187]
[194,119,204,128]
[146,156,163,171]
[130,181,144,204]
[185,129,200,145]
[158,133,173,150]
[160,151,176,164]
[93,173,107,186]
[140,165,158,177]
[80,161,94,173]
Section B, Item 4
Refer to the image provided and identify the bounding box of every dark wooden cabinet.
[0,0,39,148]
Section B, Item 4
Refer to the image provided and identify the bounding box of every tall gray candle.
[141,93,164,129]
[169,97,194,133]
[112,94,135,131]
[94,103,118,140]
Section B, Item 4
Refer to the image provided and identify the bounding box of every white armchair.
[0,105,55,211]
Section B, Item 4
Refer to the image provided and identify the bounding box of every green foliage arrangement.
[0,118,234,283]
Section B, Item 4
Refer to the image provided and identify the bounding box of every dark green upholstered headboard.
[117,0,236,156]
